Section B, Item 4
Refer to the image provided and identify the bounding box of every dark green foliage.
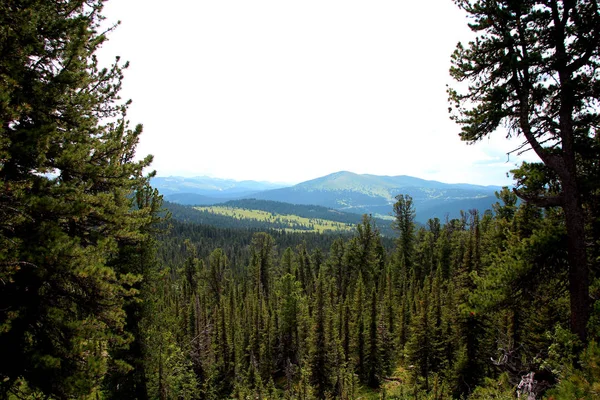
[2,2,598,397]
[164,199,398,237]
[4,183,597,397]
[0,0,160,397]
[449,0,600,343]
[366,288,382,388]
[102,185,164,400]
[309,268,330,398]
[345,215,385,292]
[393,194,416,277]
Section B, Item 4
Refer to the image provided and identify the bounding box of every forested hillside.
[1,0,599,399]
[154,172,502,225]
[122,191,599,399]
[249,171,500,224]
[164,199,397,237]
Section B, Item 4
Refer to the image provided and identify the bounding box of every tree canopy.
[3,0,600,398]
[0,1,159,397]
[448,0,600,342]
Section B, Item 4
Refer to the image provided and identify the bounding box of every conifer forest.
[1,1,600,399]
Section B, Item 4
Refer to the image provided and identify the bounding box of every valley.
[153,171,503,224]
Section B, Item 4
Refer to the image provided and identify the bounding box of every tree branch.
[512,188,564,208]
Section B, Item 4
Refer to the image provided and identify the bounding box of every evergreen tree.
[103,183,165,399]
[393,194,416,278]
[0,1,157,396]
[428,268,446,377]
[345,215,383,291]
[207,247,230,304]
[250,232,275,299]
[351,273,367,382]
[146,194,600,397]
[326,238,347,299]
[450,211,486,398]
[449,0,600,342]
[309,267,330,398]
[380,265,396,376]
[281,247,294,275]
[366,288,382,388]
[295,243,313,296]
[405,277,433,391]
[277,273,302,375]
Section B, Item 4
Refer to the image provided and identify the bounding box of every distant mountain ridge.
[153,171,503,223]
[151,176,287,198]
[253,171,501,222]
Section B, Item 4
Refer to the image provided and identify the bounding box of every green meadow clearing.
[194,206,355,233]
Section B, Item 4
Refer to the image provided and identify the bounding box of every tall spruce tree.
[309,267,330,398]
[0,1,157,397]
[103,184,164,399]
[366,288,382,388]
[405,277,433,391]
[393,194,416,281]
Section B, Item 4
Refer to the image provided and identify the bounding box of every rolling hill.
[155,171,504,224]
[253,171,502,223]
[151,176,287,198]
[164,199,396,236]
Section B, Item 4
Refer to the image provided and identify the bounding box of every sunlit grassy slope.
[194,206,355,234]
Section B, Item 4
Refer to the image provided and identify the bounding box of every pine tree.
[393,194,416,278]
[380,265,396,376]
[428,268,446,376]
[250,233,274,299]
[207,247,230,304]
[346,215,383,291]
[326,238,347,299]
[0,1,156,396]
[449,0,600,343]
[405,277,433,391]
[295,243,313,296]
[103,183,165,399]
[449,212,486,398]
[310,267,330,398]
[281,247,294,276]
[351,273,367,382]
[277,273,302,376]
[366,288,382,388]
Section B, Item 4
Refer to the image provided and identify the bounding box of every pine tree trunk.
[563,188,589,343]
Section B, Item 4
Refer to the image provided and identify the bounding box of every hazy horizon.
[152,169,507,188]
[99,0,539,187]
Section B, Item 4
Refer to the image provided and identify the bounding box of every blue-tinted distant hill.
[151,176,288,201]
[252,171,502,223]
[153,171,504,224]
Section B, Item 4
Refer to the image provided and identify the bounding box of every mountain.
[153,171,504,224]
[151,176,287,201]
[252,171,502,223]
[163,193,225,206]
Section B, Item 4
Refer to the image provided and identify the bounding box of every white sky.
[98,0,538,186]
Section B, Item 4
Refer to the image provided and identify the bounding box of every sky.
[97,0,538,186]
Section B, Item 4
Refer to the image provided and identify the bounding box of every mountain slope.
[163,200,396,236]
[220,199,395,236]
[153,172,503,224]
[151,176,287,198]
[252,171,501,222]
